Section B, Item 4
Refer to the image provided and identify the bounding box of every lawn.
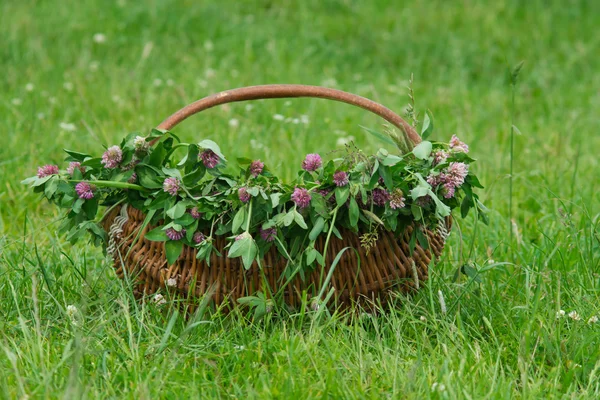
[1,0,599,398]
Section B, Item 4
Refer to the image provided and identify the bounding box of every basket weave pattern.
[103,205,451,307]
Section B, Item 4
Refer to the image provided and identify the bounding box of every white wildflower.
[153,78,163,87]
[336,136,355,146]
[233,345,245,350]
[556,309,566,319]
[66,305,80,325]
[59,122,77,132]
[228,118,239,128]
[37,112,45,120]
[89,61,100,71]
[431,382,446,392]
[49,96,57,104]
[166,79,175,87]
[273,114,285,121]
[152,293,167,306]
[420,316,427,322]
[197,79,208,88]
[63,82,74,91]
[204,40,214,52]
[93,33,107,44]
[25,83,35,92]
[284,100,292,107]
[133,135,149,152]
[166,278,177,287]
[300,115,310,124]
[205,68,216,78]
[587,315,598,325]
[250,139,264,149]
[245,104,253,112]
[66,305,78,317]
[291,118,300,124]
[568,311,581,321]
[11,98,22,106]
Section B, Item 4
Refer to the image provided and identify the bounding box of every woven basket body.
[100,85,453,309]
[103,205,451,308]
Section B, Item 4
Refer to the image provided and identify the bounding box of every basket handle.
[154,84,422,145]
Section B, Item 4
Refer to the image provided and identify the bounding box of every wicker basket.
[101,85,452,310]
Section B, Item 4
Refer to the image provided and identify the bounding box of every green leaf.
[378,166,393,189]
[82,198,98,219]
[166,202,186,219]
[412,141,432,160]
[183,166,206,187]
[165,240,183,265]
[198,139,227,161]
[283,210,295,227]
[145,227,169,242]
[148,142,166,168]
[466,174,484,189]
[232,207,246,233]
[309,217,325,240]
[461,195,474,218]
[335,186,349,207]
[411,204,423,220]
[362,209,384,225]
[228,235,257,270]
[270,193,282,208]
[427,189,451,218]
[72,198,84,214]
[44,177,58,198]
[349,197,359,227]
[410,182,430,200]
[64,149,92,161]
[294,211,308,229]
[462,264,482,283]
[420,110,434,140]
[381,154,403,166]
[360,126,396,146]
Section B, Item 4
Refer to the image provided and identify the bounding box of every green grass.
[1,0,600,398]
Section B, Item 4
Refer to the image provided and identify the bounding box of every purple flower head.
[188,207,202,220]
[260,227,277,242]
[163,177,180,196]
[37,164,59,178]
[166,228,186,241]
[442,183,456,199]
[427,174,442,187]
[101,145,123,169]
[449,135,469,153]
[389,189,406,210]
[445,162,469,187]
[301,153,322,172]
[333,171,349,187]
[200,149,220,169]
[66,162,85,176]
[433,150,449,166]
[372,188,390,207]
[193,231,206,244]
[238,187,251,203]
[291,187,311,209]
[75,182,95,200]
[127,173,138,184]
[249,160,264,177]
[416,195,432,207]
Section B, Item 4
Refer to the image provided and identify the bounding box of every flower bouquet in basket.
[24,85,487,312]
